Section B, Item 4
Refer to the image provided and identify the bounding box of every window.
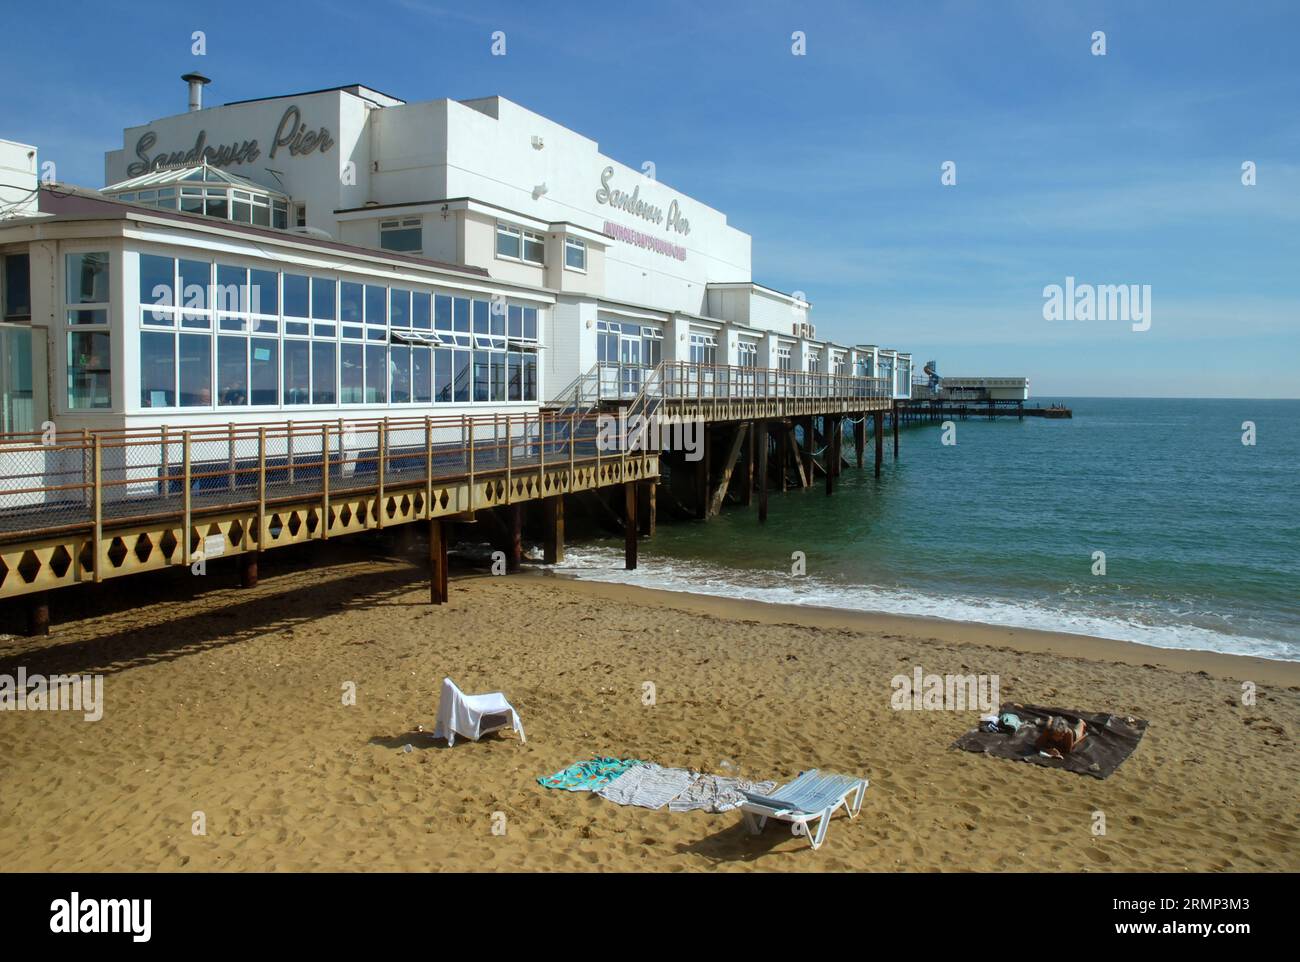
[294,203,307,229]
[251,338,278,405]
[495,223,545,265]
[140,331,175,408]
[365,344,387,403]
[495,223,521,260]
[312,341,336,404]
[217,335,248,406]
[380,218,422,253]
[522,230,545,265]
[777,346,793,371]
[564,237,586,271]
[65,253,111,409]
[66,252,110,325]
[284,340,310,405]
[340,343,364,404]
[3,253,31,319]
[737,340,758,368]
[689,331,717,366]
[178,333,211,407]
[178,259,211,328]
[389,345,411,403]
[140,254,175,325]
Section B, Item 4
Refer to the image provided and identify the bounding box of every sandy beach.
[1,535,1296,872]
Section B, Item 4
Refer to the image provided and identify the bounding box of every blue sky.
[2,0,1296,397]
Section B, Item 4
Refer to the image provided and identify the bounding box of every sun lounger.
[433,677,526,747]
[738,769,867,850]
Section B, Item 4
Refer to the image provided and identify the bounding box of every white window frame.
[495,222,545,266]
[564,237,587,273]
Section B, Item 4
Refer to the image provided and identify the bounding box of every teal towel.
[538,756,642,792]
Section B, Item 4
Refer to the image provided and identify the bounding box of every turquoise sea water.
[555,399,1300,662]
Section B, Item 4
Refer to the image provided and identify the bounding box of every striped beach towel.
[596,764,698,810]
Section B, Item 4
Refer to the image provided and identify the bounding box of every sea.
[552,399,1300,663]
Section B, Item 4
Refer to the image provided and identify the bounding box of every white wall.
[0,140,39,219]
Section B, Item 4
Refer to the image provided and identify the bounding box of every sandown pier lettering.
[596,166,690,236]
[125,104,334,176]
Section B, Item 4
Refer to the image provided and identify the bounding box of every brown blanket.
[952,702,1148,779]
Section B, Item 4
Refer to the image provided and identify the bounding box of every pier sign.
[126,104,335,176]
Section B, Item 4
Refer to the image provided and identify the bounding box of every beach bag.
[1036,715,1087,755]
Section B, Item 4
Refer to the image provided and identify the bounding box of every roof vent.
[181,72,211,112]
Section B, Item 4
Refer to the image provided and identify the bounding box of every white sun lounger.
[433,677,526,747]
[738,769,868,850]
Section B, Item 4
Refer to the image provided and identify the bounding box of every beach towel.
[537,757,642,792]
[668,774,778,813]
[952,702,1148,780]
[596,763,698,810]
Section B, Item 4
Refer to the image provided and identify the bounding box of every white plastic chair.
[433,677,526,747]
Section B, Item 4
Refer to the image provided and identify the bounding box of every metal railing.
[596,361,889,403]
[0,409,641,542]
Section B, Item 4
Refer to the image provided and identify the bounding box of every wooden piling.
[825,422,835,496]
[740,422,754,506]
[506,503,523,572]
[638,481,656,538]
[543,495,565,564]
[429,518,448,604]
[874,411,884,478]
[25,591,49,637]
[624,482,638,570]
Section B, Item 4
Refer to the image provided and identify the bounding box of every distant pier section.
[899,374,1071,421]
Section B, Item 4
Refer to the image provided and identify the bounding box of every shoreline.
[539,569,1300,687]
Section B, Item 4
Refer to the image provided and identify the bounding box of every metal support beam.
[893,402,900,458]
[855,417,866,469]
[756,421,769,523]
[240,550,259,589]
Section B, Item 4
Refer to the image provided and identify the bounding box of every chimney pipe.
[181,72,211,112]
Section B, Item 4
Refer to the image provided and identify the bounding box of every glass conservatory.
[102,163,290,229]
